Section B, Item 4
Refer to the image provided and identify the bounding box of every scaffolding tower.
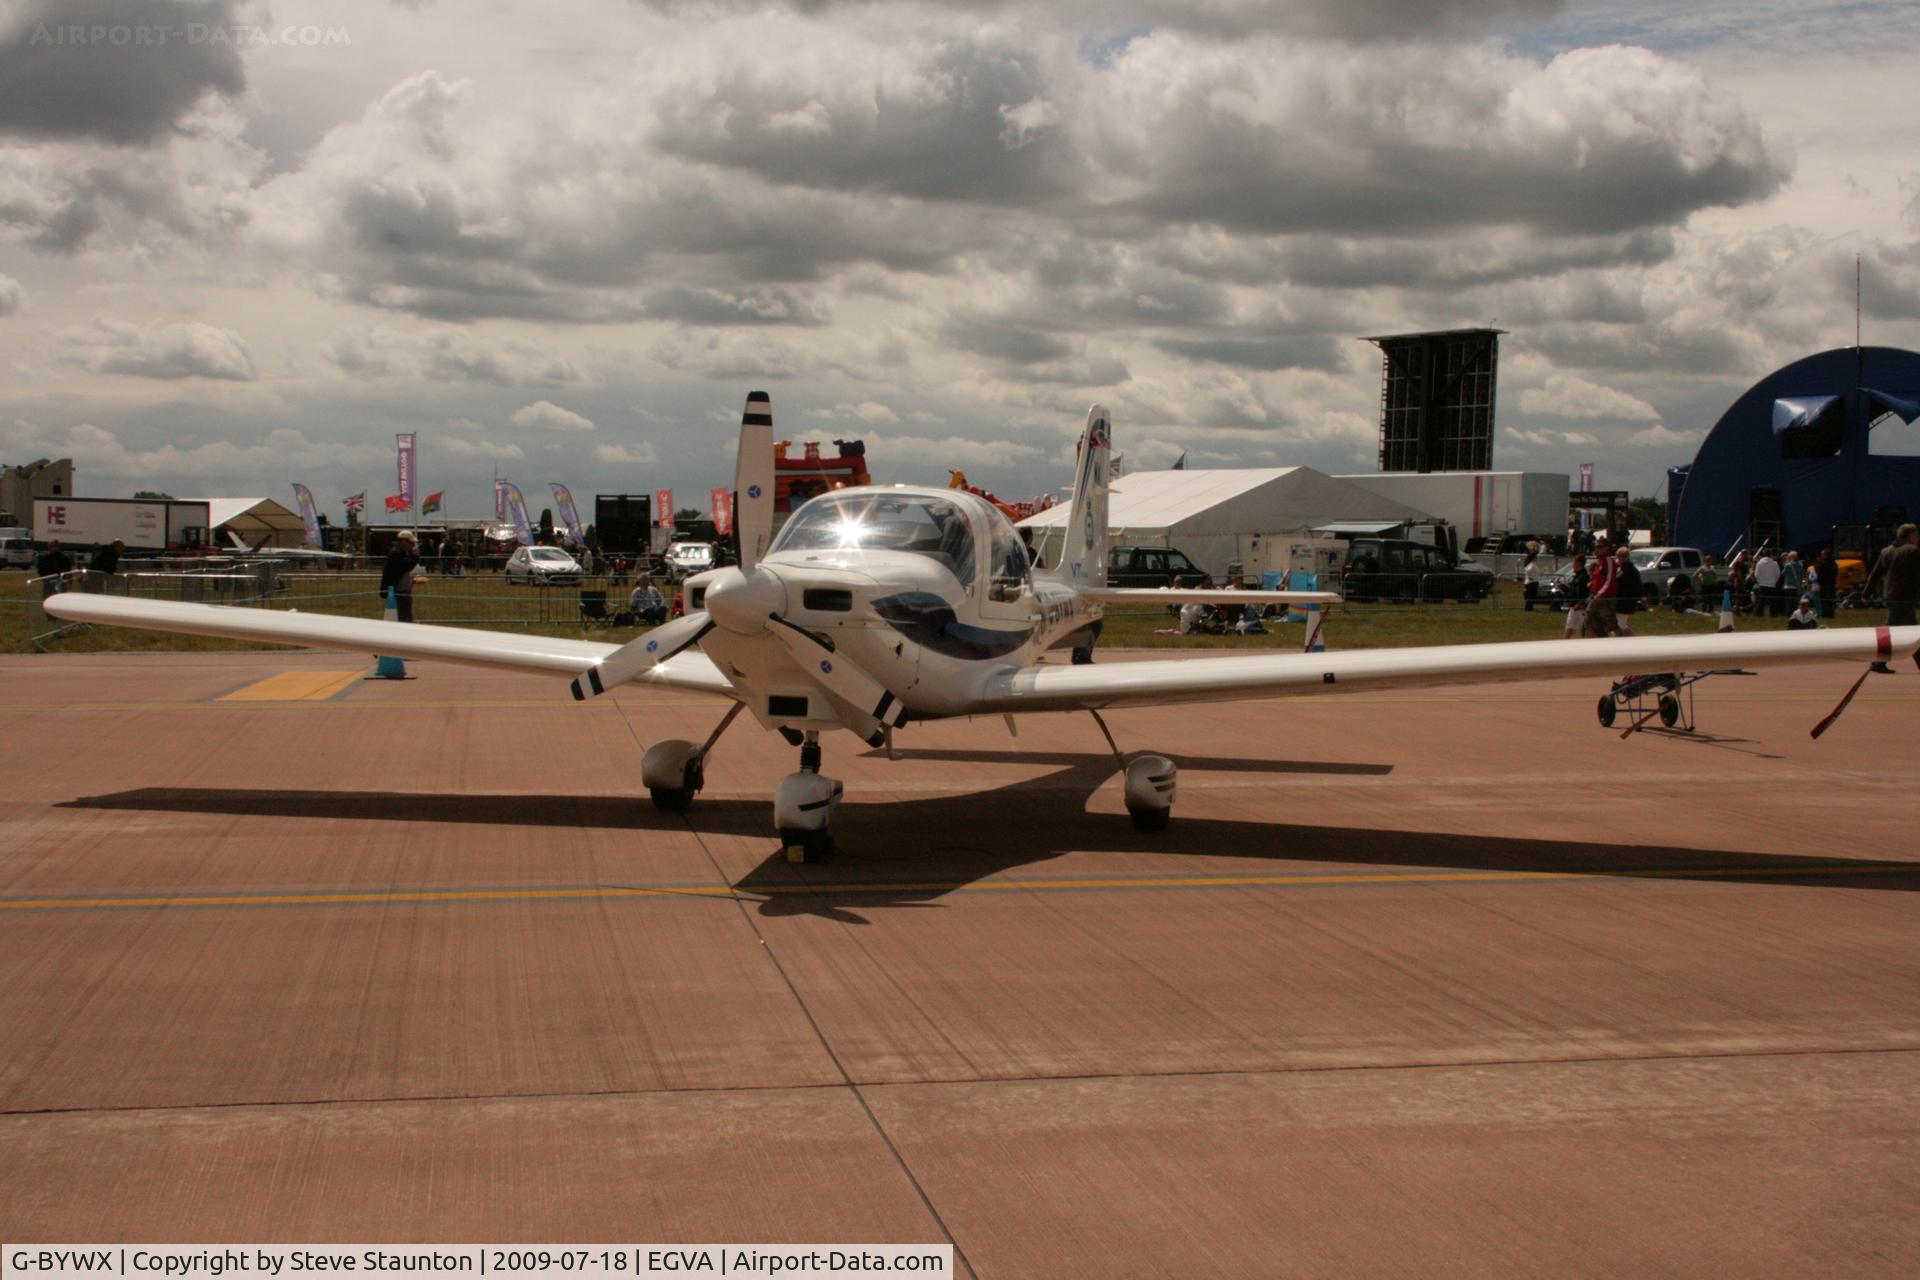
[1366,328,1503,472]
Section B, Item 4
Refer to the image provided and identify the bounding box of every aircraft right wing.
[40,594,735,696]
[1086,588,1341,606]
[977,625,1919,714]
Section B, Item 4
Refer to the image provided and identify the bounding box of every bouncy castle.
[774,439,871,513]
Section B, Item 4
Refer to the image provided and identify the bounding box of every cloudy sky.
[2,0,1917,519]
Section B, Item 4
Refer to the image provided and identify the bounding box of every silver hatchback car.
[505,545,583,585]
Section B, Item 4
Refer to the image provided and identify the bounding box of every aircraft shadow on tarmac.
[61,747,1918,921]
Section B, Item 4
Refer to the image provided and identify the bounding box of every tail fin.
[1060,404,1111,589]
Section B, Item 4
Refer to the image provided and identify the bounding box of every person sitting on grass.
[1786,595,1819,630]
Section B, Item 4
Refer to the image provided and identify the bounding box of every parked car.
[1342,537,1495,603]
[663,541,717,581]
[1625,546,1710,606]
[1466,532,1566,580]
[1541,547,1715,611]
[1106,545,1206,588]
[504,546,582,585]
[1,535,35,569]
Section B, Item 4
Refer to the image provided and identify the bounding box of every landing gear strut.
[1090,709,1177,832]
[643,703,744,811]
[774,730,841,862]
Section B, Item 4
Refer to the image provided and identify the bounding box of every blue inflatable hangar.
[1669,345,1920,556]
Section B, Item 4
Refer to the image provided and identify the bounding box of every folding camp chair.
[577,590,615,628]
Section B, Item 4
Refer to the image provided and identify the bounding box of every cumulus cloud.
[1518,373,1661,421]
[1086,38,1784,237]
[0,271,23,314]
[0,0,246,146]
[1153,334,1345,372]
[1627,424,1698,447]
[0,105,259,255]
[440,422,525,461]
[66,317,256,380]
[511,400,594,432]
[803,400,900,424]
[593,441,658,465]
[9,419,385,484]
[326,328,590,386]
[642,285,831,326]
[255,68,981,325]
[635,0,1564,43]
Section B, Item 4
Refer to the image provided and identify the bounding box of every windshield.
[531,549,571,561]
[1629,550,1665,569]
[772,492,978,587]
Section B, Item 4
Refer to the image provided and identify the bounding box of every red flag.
[385,494,409,512]
[655,488,673,528]
[422,491,444,516]
[710,487,733,538]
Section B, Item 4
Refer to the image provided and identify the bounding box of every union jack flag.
[344,492,366,513]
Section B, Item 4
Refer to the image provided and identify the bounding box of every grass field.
[3,568,1884,657]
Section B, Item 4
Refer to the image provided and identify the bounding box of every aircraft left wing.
[977,626,1920,713]
[40,594,735,696]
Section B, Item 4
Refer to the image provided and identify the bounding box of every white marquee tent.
[1019,467,1434,578]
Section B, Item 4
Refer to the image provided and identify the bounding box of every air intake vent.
[768,695,810,718]
[688,587,706,608]
[803,588,852,612]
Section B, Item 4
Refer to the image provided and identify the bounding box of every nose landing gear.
[774,730,841,862]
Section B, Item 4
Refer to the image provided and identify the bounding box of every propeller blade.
[570,610,714,700]
[736,391,775,572]
[767,614,908,739]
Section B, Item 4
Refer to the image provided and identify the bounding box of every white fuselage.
[687,486,1100,731]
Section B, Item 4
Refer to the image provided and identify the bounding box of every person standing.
[1584,541,1619,638]
[1726,551,1749,614]
[1780,550,1805,607]
[1521,546,1541,612]
[1561,554,1590,638]
[1612,545,1641,636]
[1753,547,1782,617]
[1865,522,1920,672]
[1813,547,1839,619]
[380,529,421,622]
[35,539,71,598]
[88,537,123,578]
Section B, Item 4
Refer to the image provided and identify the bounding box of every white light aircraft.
[45,394,1918,860]
[221,531,352,563]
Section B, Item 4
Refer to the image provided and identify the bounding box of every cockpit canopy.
[771,490,1030,596]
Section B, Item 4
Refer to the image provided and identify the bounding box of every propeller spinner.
[567,391,909,743]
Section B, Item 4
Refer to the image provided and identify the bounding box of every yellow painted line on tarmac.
[2,862,1912,913]
[218,671,363,702]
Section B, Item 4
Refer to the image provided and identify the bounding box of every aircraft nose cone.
[703,566,785,634]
